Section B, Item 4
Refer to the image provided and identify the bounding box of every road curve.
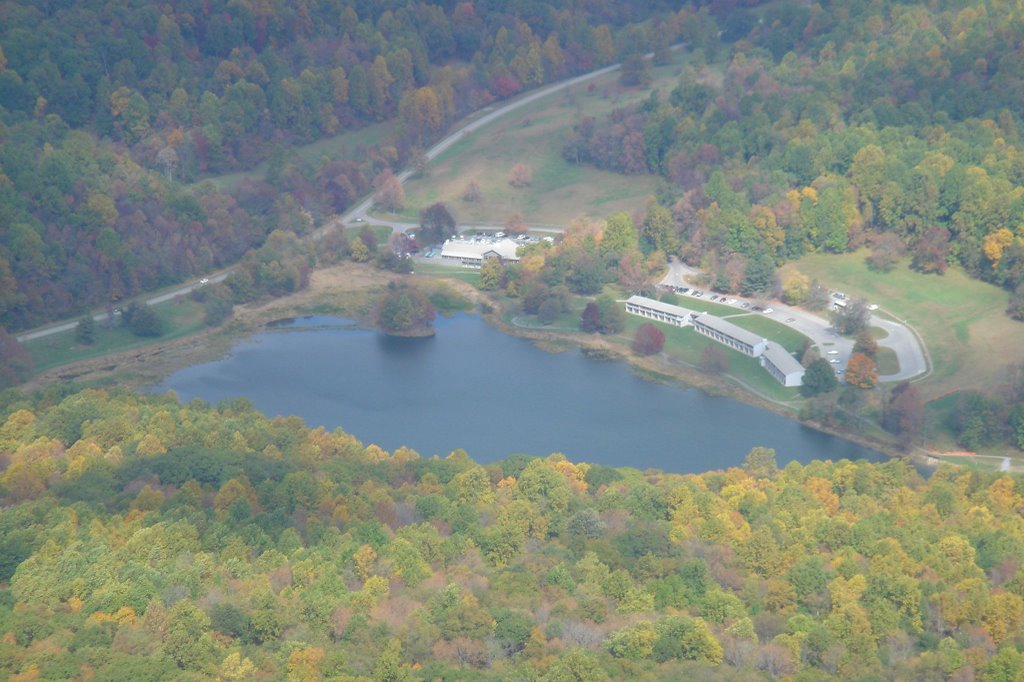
[659,259,928,384]
[18,50,670,345]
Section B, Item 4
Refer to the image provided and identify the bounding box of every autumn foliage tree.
[845,352,878,389]
[508,163,533,188]
[632,323,665,355]
[883,381,925,446]
[376,282,436,337]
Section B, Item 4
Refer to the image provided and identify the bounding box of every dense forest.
[2,387,1024,679]
[563,1,1024,314]
[0,0,695,331]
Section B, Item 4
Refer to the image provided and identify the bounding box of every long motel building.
[625,295,694,327]
[760,342,806,387]
[623,295,803,387]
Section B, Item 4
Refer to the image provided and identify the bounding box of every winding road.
[660,259,928,383]
[18,54,644,344]
[17,40,929,388]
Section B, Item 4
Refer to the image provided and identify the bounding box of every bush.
[122,303,165,337]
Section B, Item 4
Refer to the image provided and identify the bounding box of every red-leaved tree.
[632,323,665,355]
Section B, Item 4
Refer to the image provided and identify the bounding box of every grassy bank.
[26,298,207,373]
[782,250,1021,398]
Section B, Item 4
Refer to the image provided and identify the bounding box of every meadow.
[388,56,705,227]
[781,251,1021,398]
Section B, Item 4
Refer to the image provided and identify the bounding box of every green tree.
[123,303,165,337]
[601,212,638,259]
[164,600,216,670]
[376,282,436,336]
[75,315,96,344]
[801,358,839,397]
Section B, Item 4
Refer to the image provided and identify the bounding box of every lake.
[153,314,886,473]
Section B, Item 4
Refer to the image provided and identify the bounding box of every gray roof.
[692,313,765,349]
[625,296,695,318]
[762,343,805,376]
[441,237,521,261]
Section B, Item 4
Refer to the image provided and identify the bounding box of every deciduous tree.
[632,323,665,355]
[845,352,878,389]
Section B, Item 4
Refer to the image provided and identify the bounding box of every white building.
[440,237,521,268]
[621,300,804,387]
[625,296,694,327]
[760,343,806,387]
[691,313,767,357]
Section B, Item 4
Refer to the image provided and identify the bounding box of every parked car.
[763,307,774,314]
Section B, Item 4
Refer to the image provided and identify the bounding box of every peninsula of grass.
[782,250,1021,397]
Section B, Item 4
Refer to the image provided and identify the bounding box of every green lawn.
[783,250,1020,398]
[389,54,710,227]
[27,298,207,372]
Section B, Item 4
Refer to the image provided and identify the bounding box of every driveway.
[658,259,927,383]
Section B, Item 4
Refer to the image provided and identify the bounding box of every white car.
[867,304,879,311]
[763,307,774,314]
[827,350,839,355]
[199,278,209,286]
[829,359,840,364]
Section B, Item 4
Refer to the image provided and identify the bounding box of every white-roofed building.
[625,296,694,327]
[440,237,521,267]
[760,343,805,387]
[691,313,767,357]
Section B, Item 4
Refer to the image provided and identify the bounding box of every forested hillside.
[565,1,1024,314]
[2,387,1024,679]
[0,0,694,331]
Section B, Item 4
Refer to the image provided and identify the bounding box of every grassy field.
[388,55,707,227]
[781,250,1021,398]
[27,298,207,372]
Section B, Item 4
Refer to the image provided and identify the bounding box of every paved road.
[659,259,928,383]
[16,273,229,343]
[337,47,683,234]
[18,56,639,344]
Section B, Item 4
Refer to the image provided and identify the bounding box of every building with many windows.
[623,297,804,387]
[624,296,694,327]
[691,313,768,357]
[760,343,806,387]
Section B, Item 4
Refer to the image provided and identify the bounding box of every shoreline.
[19,264,929,470]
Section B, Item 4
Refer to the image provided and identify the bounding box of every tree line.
[563,0,1024,317]
[2,386,1024,679]
[0,0,704,335]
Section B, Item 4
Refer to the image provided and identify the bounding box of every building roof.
[692,313,765,349]
[625,296,695,318]
[762,343,805,376]
[441,237,521,261]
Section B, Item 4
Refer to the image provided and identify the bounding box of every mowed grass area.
[782,250,1020,397]
[195,120,392,193]
[26,298,207,372]
[391,55,706,227]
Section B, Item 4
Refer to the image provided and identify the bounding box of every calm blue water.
[152,314,885,473]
